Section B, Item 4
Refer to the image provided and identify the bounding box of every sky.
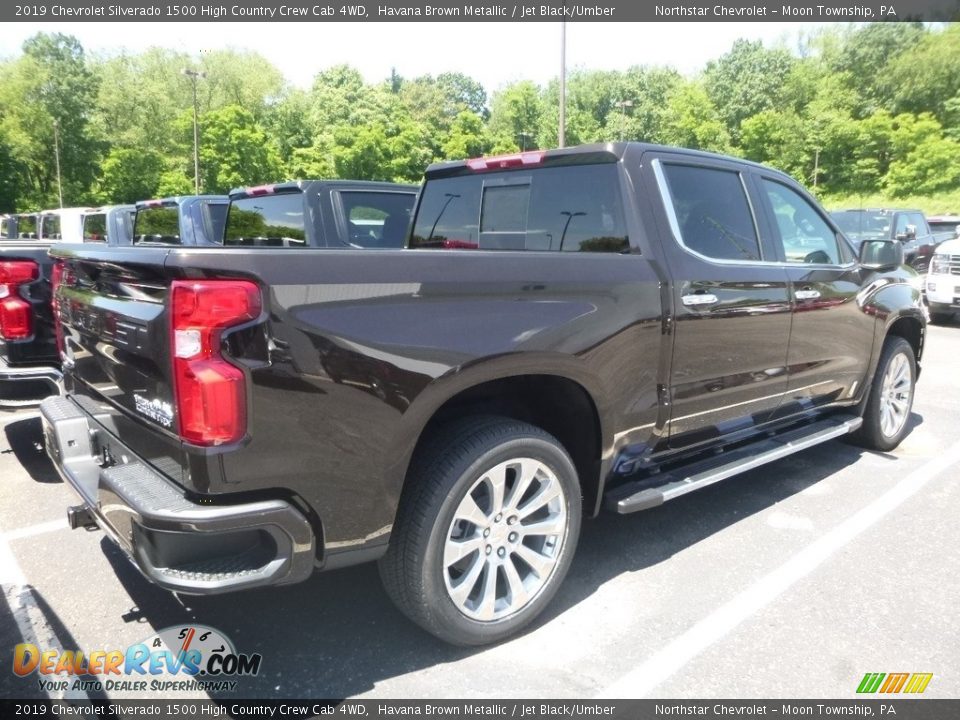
[1,21,833,91]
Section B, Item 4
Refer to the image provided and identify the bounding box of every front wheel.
[852,336,917,451]
[379,416,582,646]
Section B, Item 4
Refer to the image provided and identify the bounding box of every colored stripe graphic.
[857,673,885,693]
[858,672,933,694]
[904,673,933,694]
[880,673,909,693]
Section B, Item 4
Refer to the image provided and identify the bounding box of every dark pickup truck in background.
[225,180,417,248]
[831,207,937,272]
[43,143,924,646]
[82,204,136,245]
[132,195,229,246]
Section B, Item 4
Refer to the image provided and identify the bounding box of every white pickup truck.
[926,238,960,323]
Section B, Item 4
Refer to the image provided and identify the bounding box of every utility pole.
[52,119,63,208]
[614,100,634,141]
[559,20,566,148]
[812,148,820,191]
[182,68,206,194]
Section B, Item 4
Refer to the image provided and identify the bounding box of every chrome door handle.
[682,293,719,306]
[795,289,821,301]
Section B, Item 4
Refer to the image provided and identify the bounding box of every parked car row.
[8,141,925,647]
[0,182,418,405]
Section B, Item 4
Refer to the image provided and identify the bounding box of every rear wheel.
[852,336,916,451]
[379,416,582,646]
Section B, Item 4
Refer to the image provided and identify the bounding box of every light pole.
[182,68,206,194]
[558,210,586,251]
[559,20,567,148]
[614,100,634,142]
[52,119,63,208]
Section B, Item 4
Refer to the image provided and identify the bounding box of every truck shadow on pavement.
[3,417,58,484]
[96,418,921,700]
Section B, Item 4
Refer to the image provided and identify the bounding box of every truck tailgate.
[52,246,179,438]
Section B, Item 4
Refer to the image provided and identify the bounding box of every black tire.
[851,336,916,451]
[379,415,582,646]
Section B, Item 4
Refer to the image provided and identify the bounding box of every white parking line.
[2,519,67,542]
[0,530,89,701]
[597,441,960,699]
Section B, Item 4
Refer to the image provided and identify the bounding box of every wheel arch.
[384,357,612,525]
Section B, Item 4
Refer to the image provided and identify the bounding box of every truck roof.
[135,195,228,209]
[228,179,418,200]
[425,142,788,179]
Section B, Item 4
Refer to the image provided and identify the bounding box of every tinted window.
[662,164,761,261]
[410,164,628,253]
[17,216,37,238]
[83,213,107,243]
[762,179,841,265]
[894,213,910,236]
[0,218,12,238]
[203,203,228,244]
[134,206,181,244]
[831,211,891,244]
[224,193,306,247]
[908,213,927,234]
[40,214,61,239]
[340,191,416,248]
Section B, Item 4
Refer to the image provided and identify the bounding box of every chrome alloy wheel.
[442,458,567,622]
[879,352,913,439]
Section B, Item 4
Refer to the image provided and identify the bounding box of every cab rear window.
[410,164,628,252]
[17,216,37,238]
[83,213,107,242]
[134,207,180,244]
[40,214,61,239]
[224,193,306,248]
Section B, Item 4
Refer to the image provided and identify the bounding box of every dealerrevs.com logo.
[12,625,261,694]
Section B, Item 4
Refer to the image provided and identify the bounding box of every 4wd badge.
[133,395,174,427]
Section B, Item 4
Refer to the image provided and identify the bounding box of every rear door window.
[17,216,37,238]
[224,193,307,247]
[83,213,108,242]
[339,191,416,248]
[410,164,628,252]
[660,163,761,262]
[40,214,61,239]
[134,206,181,244]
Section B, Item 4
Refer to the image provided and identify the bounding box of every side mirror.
[860,239,904,270]
[896,224,917,241]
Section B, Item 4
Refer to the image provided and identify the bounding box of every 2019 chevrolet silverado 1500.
[42,143,924,646]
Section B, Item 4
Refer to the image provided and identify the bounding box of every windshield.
[831,211,890,243]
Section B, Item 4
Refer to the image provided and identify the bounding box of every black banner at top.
[5,0,960,23]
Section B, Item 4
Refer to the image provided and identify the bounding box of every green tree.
[884,136,960,197]
[442,111,489,160]
[660,81,730,153]
[0,33,100,207]
[95,147,165,203]
[195,105,283,193]
[488,81,543,151]
[704,39,795,141]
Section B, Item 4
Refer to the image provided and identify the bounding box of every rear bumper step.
[40,395,315,594]
[604,414,863,514]
[0,355,62,407]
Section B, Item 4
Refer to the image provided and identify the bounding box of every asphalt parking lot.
[1,321,958,701]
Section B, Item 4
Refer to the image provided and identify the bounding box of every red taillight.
[465,151,544,171]
[0,260,39,340]
[245,184,275,196]
[170,279,261,446]
[51,261,65,356]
